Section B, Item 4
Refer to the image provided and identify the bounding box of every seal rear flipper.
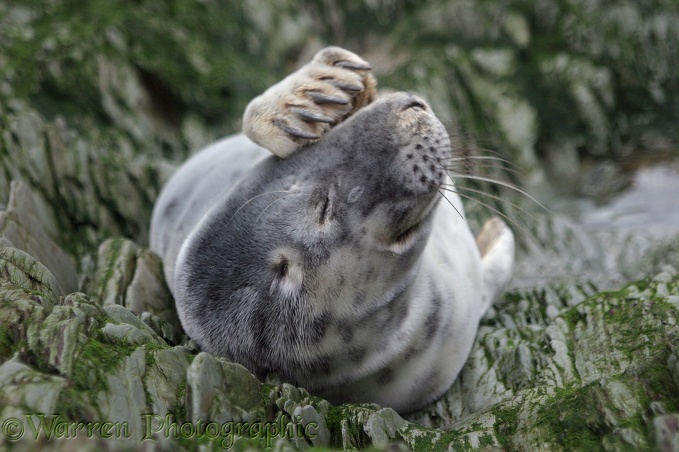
[476,217,515,314]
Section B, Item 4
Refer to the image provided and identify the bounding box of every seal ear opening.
[269,249,304,298]
[276,257,289,278]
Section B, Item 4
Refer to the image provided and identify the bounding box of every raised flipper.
[243,46,377,158]
[476,217,515,314]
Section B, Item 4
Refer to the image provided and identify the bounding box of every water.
[553,162,679,240]
[511,160,679,289]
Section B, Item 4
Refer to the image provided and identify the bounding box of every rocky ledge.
[0,181,678,451]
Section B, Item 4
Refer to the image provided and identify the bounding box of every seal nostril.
[403,100,426,111]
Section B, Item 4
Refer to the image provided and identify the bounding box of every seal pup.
[150,47,515,414]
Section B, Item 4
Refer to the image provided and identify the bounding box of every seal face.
[151,92,515,414]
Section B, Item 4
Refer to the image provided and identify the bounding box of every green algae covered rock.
[1,0,679,450]
[407,269,679,450]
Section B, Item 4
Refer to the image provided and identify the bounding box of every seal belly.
[315,200,484,413]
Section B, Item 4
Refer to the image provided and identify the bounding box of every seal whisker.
[444,160,525,179]
[437,156,544,243]
[445,154,521,170]
[448,142,527,174]
[457,144,513,161]
[436,189,464,219]
[448,174,551,213]
[441,183,542,223]
[431,156,532,221]
[446,156,523,177]
[439,186,536,242]
[254,193,302,224]
[431,156,532,234]
[229,190,300,225]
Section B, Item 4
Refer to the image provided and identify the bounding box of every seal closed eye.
[149,48,515,414]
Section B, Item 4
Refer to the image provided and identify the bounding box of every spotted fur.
[150,59,514,414]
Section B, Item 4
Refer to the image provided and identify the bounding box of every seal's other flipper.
[243,46,377,158]
[476,217,515,314]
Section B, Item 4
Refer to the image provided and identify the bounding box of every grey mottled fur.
[150,93,514,413]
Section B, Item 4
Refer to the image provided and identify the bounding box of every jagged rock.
[102,305,164,346]
[0,182,77,293]
[93,238,181,332]
[363,409,407,448]
[0,356,69,451]
[94,347,147,443]
[145,346,191,417]
[140,312,183,346]
[185,352,262,425]
[0,247,63,302]
[0,355,67,414]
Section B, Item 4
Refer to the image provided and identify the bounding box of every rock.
[140,312,184,346]
[0,246,63,301]
[103,305,164,346]
[35,304,92,376]
[0,356,68,451]
[93,238,139,307]
[93,238,181,332]
[0,182,78,293]
[144,346,191,417]
[291,404,331,447]
[100,322,160,347]
[186,352,261,424]
[406,272,679,449]
[0,355,67,414]
[94,347,147,443]
[503,11,530,48]
[125,248,178,328]
[363,408,407,448]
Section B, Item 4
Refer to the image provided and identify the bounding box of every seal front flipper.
[243,46,377,158]
[476,217,515,314]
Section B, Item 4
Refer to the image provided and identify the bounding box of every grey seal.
[150,48,515,414]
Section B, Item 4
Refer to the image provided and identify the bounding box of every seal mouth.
[392,219,423,246]
[386,195,439,252]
